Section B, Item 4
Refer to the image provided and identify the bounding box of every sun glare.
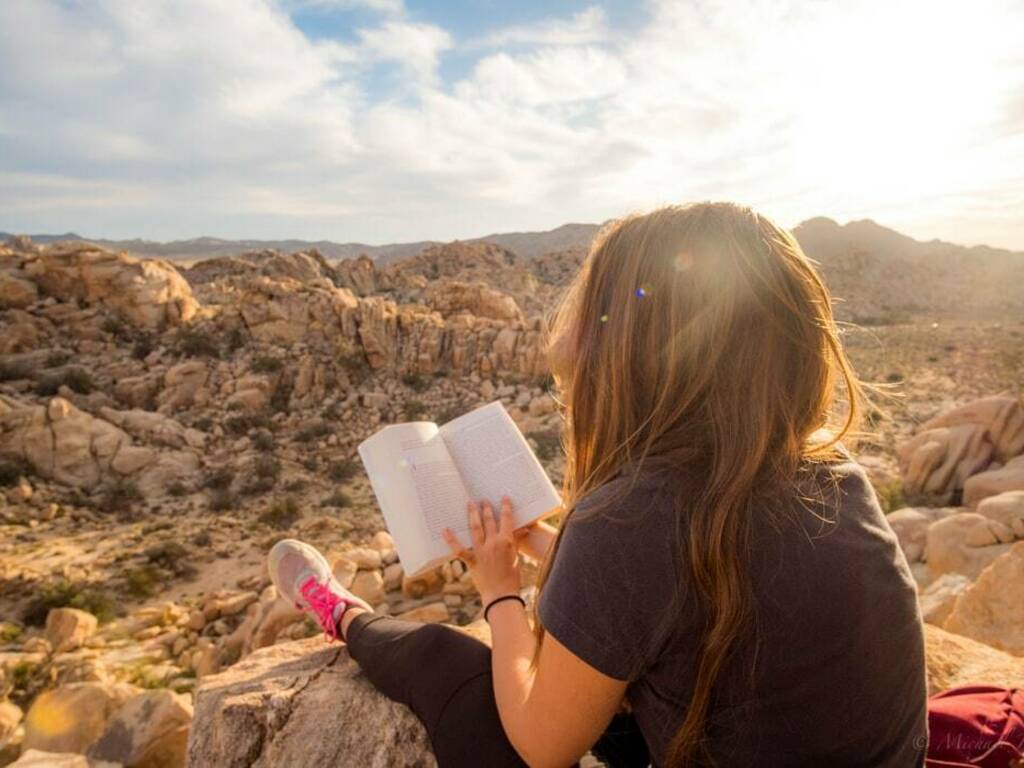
[790,1,1013,211]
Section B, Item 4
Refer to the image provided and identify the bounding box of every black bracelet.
[484,594,526,622]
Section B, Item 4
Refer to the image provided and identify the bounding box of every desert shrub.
[124,565,160,598]
[192,530,212,547]
[10,660,37,692]
[405,399,427,420]
[873,478,907,513]
[885,372,904,383]
[251,356,284,373]
[529,429,562,462]
[99,480,143,514]
[132,336,155,360]
[177,328,220,358]
[0,364,24,382]
[269,380,293,413]
[0,458,29,487]
[402,372,430,392]
[192,416,214,432]
[167,481,188,497]
[203,467,235,491]
[321,490,352,509]
[284,478,307,493]
[302,456,319,472]
[45,350,71,368]
[252,430,275,452]
[208,488,235,511]
[36,367,94,396]
[225,412,272,435]
[338,351,370,383]
[226,327,246,352]
[297,420,330,443]
[23,579,118,626]
[326,459,359,483]
[101,315,133,341]
[259,496,301,529]
[145,542,196,578]
[254,455,280,480]
[0,623,22,643]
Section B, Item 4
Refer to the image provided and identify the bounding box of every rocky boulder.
[88,689,192,768]
[925,512,1014,579]
[944,542,1024,656]
[186,637,437,767]
[22,682,139,754]
[45,609,97,653]
[0,396,199,494]
[898,396,1024,502]
[925,624,1024,694]
[964,454,1024,507]
[424,281,524,321]
[20,243,198,330]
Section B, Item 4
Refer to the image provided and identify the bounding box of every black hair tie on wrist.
[484,594,526,622]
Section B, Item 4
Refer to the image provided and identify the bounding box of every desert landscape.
[0,217,1022,766]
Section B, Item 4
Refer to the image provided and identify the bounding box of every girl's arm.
[514,519,559,562]
[444,499,627,767]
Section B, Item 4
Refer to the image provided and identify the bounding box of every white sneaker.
[268,539,373,641]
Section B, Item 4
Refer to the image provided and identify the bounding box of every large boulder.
[925,624,1024,695]
[22,244,198,330]
[22,682,139,754]
[944,542,1024,656]
[975,490,1024,536]
[424,281,524,321]
[88,689,192,768]
[897,396,1024,501]
[7,751,109,768]
[45,609,98,653]
[186,637,436,767]
[0,397,199,494]
[925,512,1014,579]
[964,455,1024,507]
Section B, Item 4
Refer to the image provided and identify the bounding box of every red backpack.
[927,686,1024,768]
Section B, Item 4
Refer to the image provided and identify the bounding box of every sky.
[1,0,1023,249]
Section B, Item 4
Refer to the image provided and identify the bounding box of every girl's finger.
[481,500,497,538]
[442,527,474,563]
[467,501,485,549]
[498,496,514,536]
[442,527,464,557]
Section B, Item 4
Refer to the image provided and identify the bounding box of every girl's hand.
[513,519,559,563]
[442,497,522,607]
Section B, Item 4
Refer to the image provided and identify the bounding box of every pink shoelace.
[298,577,354,642]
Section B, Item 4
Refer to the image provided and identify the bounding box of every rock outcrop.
[925,624,1024,694]
[943,542,1024,656]
[16,242,198,330]
[186,638,437,767]
[898,396,1024,502]
[0,396,199,494]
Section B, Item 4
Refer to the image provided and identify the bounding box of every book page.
[357,422,444,576]
[358,421,474,576]
[439,401,562,528]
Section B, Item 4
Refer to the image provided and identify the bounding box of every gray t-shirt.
[537,459,928,767]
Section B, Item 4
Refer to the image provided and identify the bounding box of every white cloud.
[469,6,608,48]
[357,20,451,84]
[1,0,1023,248]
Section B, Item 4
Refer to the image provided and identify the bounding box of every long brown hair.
[529,202,866,766]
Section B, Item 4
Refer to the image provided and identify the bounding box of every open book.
[357,401,562,577]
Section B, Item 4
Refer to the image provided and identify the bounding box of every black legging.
[345,610,652,768]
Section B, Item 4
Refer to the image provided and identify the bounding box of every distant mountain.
[791,217,1024,321]
[0,223,604,264]
[4,216,1022,322]
[0,232,436,264]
